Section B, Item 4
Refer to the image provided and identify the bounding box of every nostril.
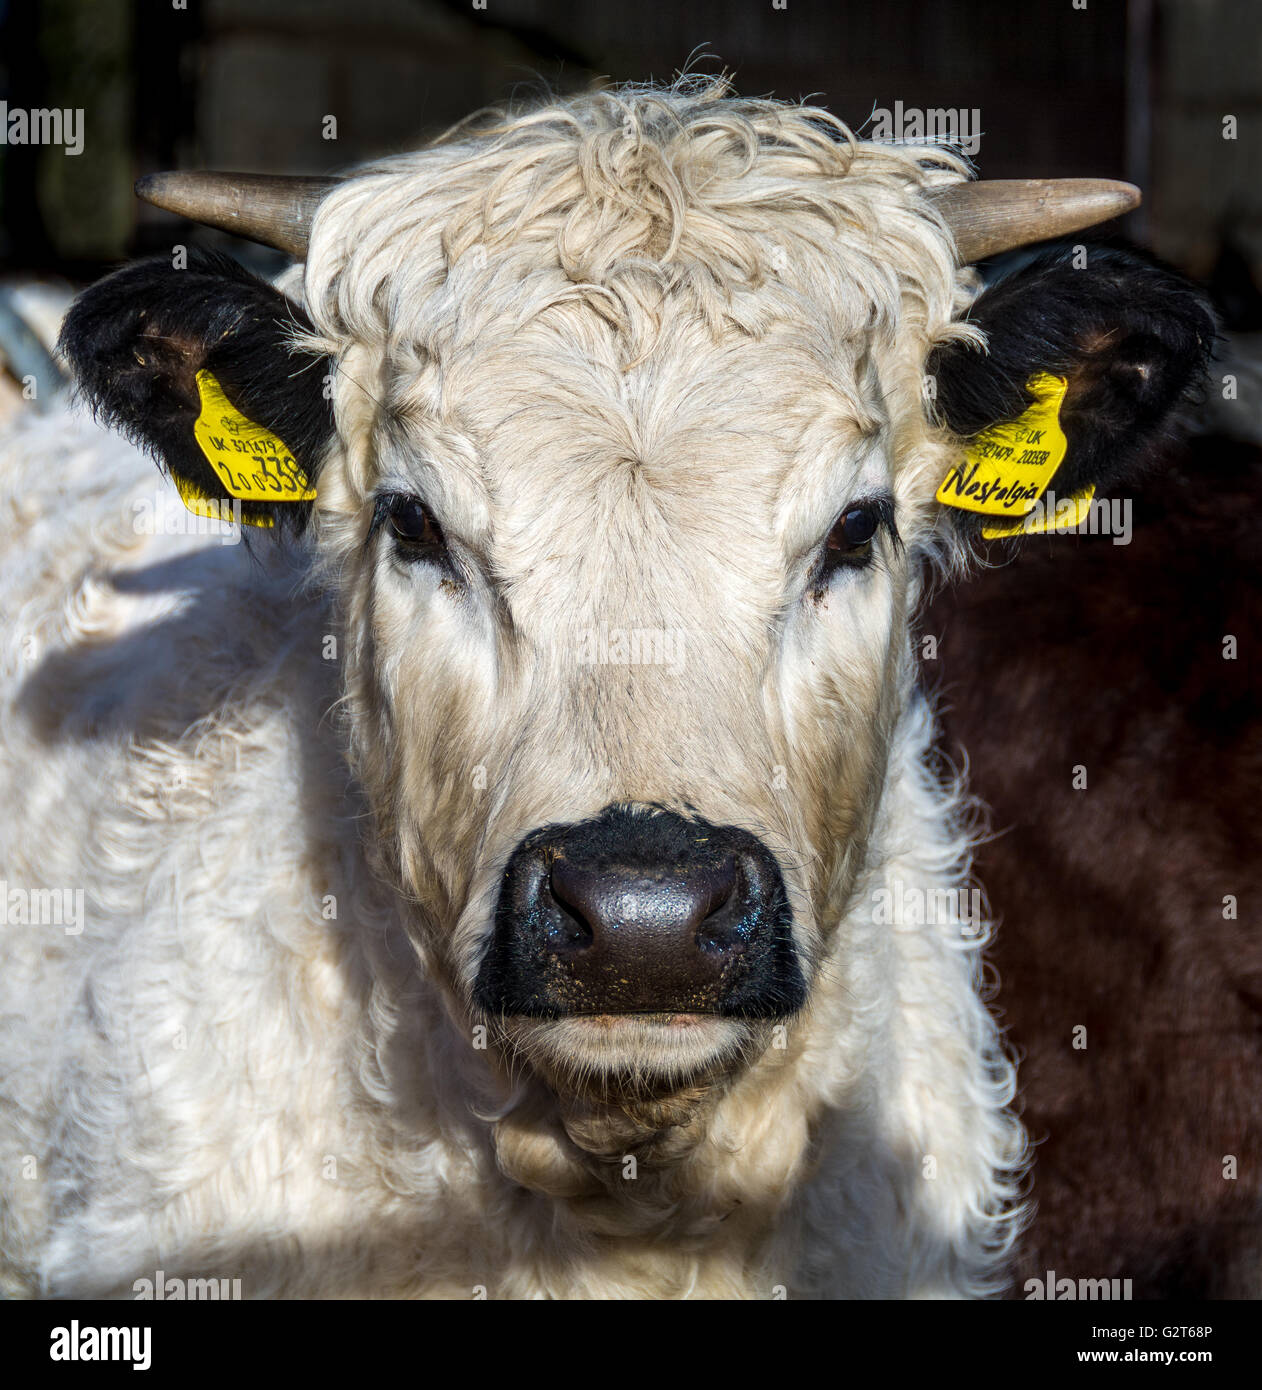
[547,859,597,950]
[693,857,736,915]
[694,856,743,954]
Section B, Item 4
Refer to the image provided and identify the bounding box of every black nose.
[474,806,805,1018]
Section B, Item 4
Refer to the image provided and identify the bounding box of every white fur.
[0,82,1025,1299]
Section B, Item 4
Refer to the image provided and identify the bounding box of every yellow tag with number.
[192,369,316,504]
[936,372,1069,519]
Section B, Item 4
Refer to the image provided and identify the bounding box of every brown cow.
[925,427,1262,1298]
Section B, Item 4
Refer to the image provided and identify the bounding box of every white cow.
[0,81,1211,1298]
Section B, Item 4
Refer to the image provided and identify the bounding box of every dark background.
[0,0,1258,287]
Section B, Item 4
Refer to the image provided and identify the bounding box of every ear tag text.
[192,369,316,505]
[936,372,1069,518]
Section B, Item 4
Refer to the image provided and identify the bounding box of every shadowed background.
[0,0,1258,282]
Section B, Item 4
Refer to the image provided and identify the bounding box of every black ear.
[58,249,334,530]
[929,243,1217,536]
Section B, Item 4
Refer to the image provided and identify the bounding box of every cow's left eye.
[816,497,899,583]
[830,505,879,550]
[825,503,881,566]
[379,494,446,557]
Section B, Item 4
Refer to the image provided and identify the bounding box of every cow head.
[60,86,1213,1132]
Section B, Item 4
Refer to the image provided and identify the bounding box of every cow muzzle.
[474,806,806,1019]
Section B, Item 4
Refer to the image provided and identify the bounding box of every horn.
[926,179,1141,262]
[134,172,342,258]
[135,171,1139,264]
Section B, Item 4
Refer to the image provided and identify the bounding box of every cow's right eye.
[385,496,445,555]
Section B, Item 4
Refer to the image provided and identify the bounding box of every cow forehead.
[483,322,873,474]
[389,293,888,499]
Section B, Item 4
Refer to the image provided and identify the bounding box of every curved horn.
[926,179,1141,262]
[134,172,343,258]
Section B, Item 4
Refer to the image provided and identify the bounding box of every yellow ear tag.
[936,372,1069,519]
[191,369,316,504]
